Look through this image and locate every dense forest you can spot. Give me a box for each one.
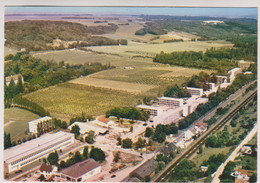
[135,16,257,39]
[5,20,127,51]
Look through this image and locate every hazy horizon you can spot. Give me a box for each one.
[5,7,258,19]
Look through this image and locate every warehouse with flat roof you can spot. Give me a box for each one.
[4,131,74,174]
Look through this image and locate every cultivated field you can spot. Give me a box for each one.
[87,40,234,57]
[69,77,157,94]
[32,49,155,67]
[23,83,143,121]
[4,108,40,141]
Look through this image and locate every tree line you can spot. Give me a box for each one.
[106,107,150,121]
[153,49,238,73]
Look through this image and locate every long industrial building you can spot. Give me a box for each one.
[4,131,74,174]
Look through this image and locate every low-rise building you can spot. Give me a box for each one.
[34,163,58,179]
[59,159,101,182]
[158,97,184,107]
[5,74,24,86]
[28,116,53,134]
[230,169,256,183]
[4,131,74,174]
[228,68,242,83]
[136,105,168,116]
[93,116,115,127]
[129,158,157,181]
[186,87,204,96]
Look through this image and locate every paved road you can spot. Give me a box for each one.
[211,122,258,183]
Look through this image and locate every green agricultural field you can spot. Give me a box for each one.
[87,41,233,57]
[4,108,40,142]
[23,83,143,121]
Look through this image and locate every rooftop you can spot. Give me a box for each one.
[159,97,184,101]
[4,131,73,163]
[60,159,100,179]
[136,105,168,111]
[5,74,22,82]
[97,116,110,124]
[28,116,52,124]
[130,158,157,180]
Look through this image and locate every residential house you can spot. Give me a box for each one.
[93,116,115,128]
[230,169,256,183]
[34,163,58,179]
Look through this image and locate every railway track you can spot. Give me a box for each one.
[153,89,257,182]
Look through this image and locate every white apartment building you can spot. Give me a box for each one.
[136,105,168,116]
[186,87,204,96]
[28,116,53,134]
[158,97,184,107]
[4,131,74,174]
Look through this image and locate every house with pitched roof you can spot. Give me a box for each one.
[93,116,115,127]
[59,159,101,182]
[34,163,58,179]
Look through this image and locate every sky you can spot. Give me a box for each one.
[5,7,258,19]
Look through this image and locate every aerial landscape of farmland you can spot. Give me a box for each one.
[3,6,257,183]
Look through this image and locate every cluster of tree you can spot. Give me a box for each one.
[164,84,191,98]
[4,76,24,99]
[219,161,236,182]
[201,153,226,176]
[37,120,54,135]
[49,146,105,170]
[122,138,133,148]
[106,107,150,121]
[69,112,94,125]
[145,124,178,143]
[4,133,12,149]
[5,20,120,51]
[70,124,81,138]
[178,71,256,130]
[5,53,115,94]
[185,71,217,91]
[53,118,68,129]
[135,21,167,36]
[155,153,173,173]
[85,130,95,144]
[163,39,184,43]
[169,159,199,182]
[206,126,239,148]
[153,49,238,73]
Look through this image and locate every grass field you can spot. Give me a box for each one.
[23,83,143,121]
[4,108,40,142]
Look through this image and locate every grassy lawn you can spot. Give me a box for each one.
[4,108,40,142]
[24,83,143,121]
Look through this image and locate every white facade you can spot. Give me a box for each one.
[28,116,52,134]
[228,68,242,83]
[158,97,184,107]
[4,131,74,174]
[81,166,101,181]
[186,87,204,96]
[136,105,168,116]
